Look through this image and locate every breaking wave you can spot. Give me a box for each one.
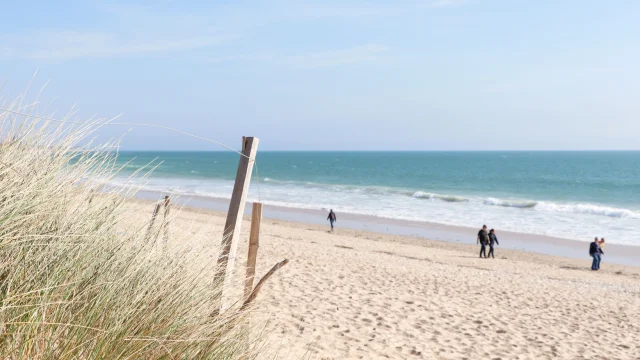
[484,198,538,208]
[535,202,640,219]
[412,191,468,202]
[483,197,639,218]
[113,174,640,223]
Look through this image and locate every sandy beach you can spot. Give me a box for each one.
[122,197,640,360]
[6,1,640,358]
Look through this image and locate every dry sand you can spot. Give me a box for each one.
[125,199,640,360]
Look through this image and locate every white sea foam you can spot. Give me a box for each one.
[111,175,640,246]
[412,191,468,202]
[535,202,640,219]
[483,197,640,218]
[484,198,538,208]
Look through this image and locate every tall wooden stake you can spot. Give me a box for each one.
[244,202,262,300]
[216,136,259,311]
[145,202,162,244]
[162,195,171,253]
[241,259,289,311]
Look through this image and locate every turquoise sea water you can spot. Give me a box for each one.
[114,151,640,245]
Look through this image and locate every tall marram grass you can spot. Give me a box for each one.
[0,108,257,358]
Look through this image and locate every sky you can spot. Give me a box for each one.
[1,0,639,151]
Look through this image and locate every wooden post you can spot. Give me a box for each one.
[216,136,259,311]
[241,259,289,311]
[162,195,171,251]
[244,202,262,300]
[145,202,162,244]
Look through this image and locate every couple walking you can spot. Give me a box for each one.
[589,237,606,271]
[477,225,499,258]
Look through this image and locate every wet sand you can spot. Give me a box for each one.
[123,196,640,359]
[135,190,640,266]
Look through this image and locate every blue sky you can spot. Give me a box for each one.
[1,0,639,150]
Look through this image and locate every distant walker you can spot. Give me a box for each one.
[327,209,337,232]
[477,225,489,258]
[589,237,604,271]
[488,229,499,258]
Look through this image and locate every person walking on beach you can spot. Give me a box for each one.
[477,225,489,258]
[327,209,337,232]
[599,237,606,266]
[589,237,604,271]
[488,229,499,258]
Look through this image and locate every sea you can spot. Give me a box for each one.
[113,151,640,246]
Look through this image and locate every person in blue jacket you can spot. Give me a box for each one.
[488,229,499,258]
[589,237,604,271]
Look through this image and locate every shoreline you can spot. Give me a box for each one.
[133,189,640,267]
[122,192,640,359]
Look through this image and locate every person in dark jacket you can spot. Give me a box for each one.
[477,225,489,258]
[589,237,604,271]
[327,209,337,232]
[488,229,499,259]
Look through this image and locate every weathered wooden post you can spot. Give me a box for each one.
[241,259,289,311]
[145,202,162,244]
[244,202,262,300]
[162,195,171,251]
[216,136,259,311]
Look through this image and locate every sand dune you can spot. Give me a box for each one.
[126,199,640,359]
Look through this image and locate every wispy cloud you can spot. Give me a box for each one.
[485,83,519,93]
[207,53,277,64]
[274,2,396,19]
[1,3,238,62]
[430,0,468,7]
[208,45,389,68]
[274,0,471,19]
[2,31,235,61]
[0,1,462,62]
[289,45,389,68]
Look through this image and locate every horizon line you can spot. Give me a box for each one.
[112,149,640,152]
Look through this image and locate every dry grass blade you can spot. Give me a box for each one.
[0,101,264,359]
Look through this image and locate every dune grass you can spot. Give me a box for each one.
[0,108,258,358]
